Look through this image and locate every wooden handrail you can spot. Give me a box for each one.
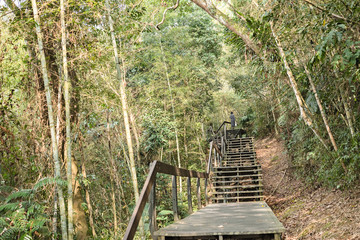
[214,121,231,134]
[123,161,208,240]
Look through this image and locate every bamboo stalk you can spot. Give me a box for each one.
[30,0,68,238]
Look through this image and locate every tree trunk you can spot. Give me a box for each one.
[71,158,88,240]
[339,87,355,137]
[269,21,329,150]
[106,110,121,236]
[60,0,73,238]
[190,0,261,56]
[53,71,62,240]
[129,110,141,165]
[303,64,338,151]
[79,137,96,237]
[30,0,68,239]
[105,0,139,203]
[159,37,182,192]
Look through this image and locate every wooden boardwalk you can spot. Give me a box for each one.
[123,124,285,240]
[154,202,284,239]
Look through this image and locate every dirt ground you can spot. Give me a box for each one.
[255,137,360,240]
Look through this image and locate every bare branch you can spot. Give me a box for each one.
[155,0,180,30]
[303,0,349,22]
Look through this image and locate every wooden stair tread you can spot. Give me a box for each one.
[212,174,263,179]
[213,184,263,189]
[213,179,262,184]
[213,169,262,174]
[213,190,263,194]
[213,165,261,169]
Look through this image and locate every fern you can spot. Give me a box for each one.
[5,189,33,203]
[0,177,54,239]
[33,177,66,191]
[0,227,18,240]
[28,218,48,233]
[0,202,20,212]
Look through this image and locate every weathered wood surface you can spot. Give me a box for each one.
[123,161,208,240]
[154,202,285,237]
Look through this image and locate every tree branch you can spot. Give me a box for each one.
[191,0,262,57]
[155,0,180,30]
[302,0,351,23]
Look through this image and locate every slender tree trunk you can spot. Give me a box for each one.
[159,37,182,192]
[105,2,143,237]
[303,65,338,150]
[71,158,88,240]
[270,21,329,150]
[79,137,96,238]
[271,105,279,136]
[106,110,120,236]
[110,182,117,236]
[105,0,139,203]
[129,110,141,164]
[339,87,355,137]
[60,0,73,238]
[52,185,58,240]
[190,0,261,56]
[53,69,62,240]
[30,0,68,239]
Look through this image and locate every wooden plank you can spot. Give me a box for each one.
[197,178,201,209]
[149,181,157,235]
[204,178,208,205]
[156,161,208,178]
[172,176,179,221]
[187,177,193,214]
[123,161,208,240]
[207,142,213,174]
[123,162,157,239]
[154,202,285,237]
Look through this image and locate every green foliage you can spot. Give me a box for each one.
[0,177,62,239]
[141,109,175,154]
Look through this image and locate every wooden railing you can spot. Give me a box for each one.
[123,122,230,240]
[123,161,209,240]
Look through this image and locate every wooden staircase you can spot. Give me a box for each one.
[124,122,284,240]
[211,136,264,203]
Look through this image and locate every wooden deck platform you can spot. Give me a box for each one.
[154,202,285,240]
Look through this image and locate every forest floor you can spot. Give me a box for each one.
[256,137,360,240]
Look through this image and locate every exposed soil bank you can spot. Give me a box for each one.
[256,137,360,240]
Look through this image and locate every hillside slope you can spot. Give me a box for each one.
[256,138,360,240]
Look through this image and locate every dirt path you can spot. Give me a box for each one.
[256,137,360,240]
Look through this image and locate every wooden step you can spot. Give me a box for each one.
[212,190,263,195]
[224,159,258,163]
[225,153,256,158]
[213,179,262,184]
[212,196,263,201]
[223,162,258,165]
[212,174,263,179]
[224,155,256,161]
[213,184,263,189]
[214,165,261,170]
[227,138,254,142]
[227,143,254,146]
[213,169,262,174]
[223,162,258,166]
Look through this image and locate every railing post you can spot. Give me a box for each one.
[197,178,201,209]
[221,137,224,156]
[149,180,157,235]
[187,177,193,214]
[213,148,217,167]
[172,176,179,221]
[204,178,208,205]
[207,141,213,174]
